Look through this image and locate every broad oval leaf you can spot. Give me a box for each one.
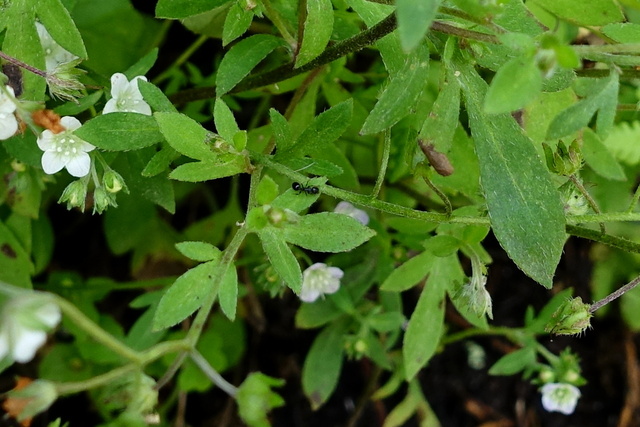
[216,35,287,95]
[457,62,566,288]
[484,55,542,114]
[152,260,219,331]
[168,156,246,182]
[380,251,433,292]
[154,111,212,160]
[74,113,163,151]
[176,241,221,262]
[529,0,623,26]
[36,0,87,58]
[282,212,375,252]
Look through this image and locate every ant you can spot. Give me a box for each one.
[292,182,319,195]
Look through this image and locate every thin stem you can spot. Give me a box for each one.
[577,68,640,79]
[53,295,144,364]
[573,43,640,55]
[441,326,524,346]
[536,343,560,364]
[55,364,139,395]
[419,166,452,216]
[627,184,640,213]
[261,0,297,47]
[439,6,507,33]
[590,274,640,313]
[566,225,640,254]
[566,212,640,224]
[371,131,391,198]
[569,174,605,233]
[152,35,209,85]
[155,351,188,390]
[430,21,500,44]
[0,50,46,78]
[190,350,238,397]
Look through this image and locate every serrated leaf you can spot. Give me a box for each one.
[36,0,87,58]
[457,61,565,288]
[380,252,434,292]
[154,112,212,160]
[396,0,440,52]
[216,34,286,95]
[218,262,238,320]
[153,261,219,330]
[582,128,626,181]
[282,212,375,252]
[169,156,246,182]
[403,255,457,379]
[176,241,221,262]
[156,0,232,19]
[296,0,334,68]
[529,0,623,26]
[484,55,542,114]
[278,100,353,158]
[259,228,302,293]
[74,113,163,151]
[302,320,348,409]
[360,44,430,134]
[547,73,619,140]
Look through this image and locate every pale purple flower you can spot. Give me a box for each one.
[300,263,344,303]
[37,116,95,177]
[103,73,151,115]
[334,201,369,225]
[541,383,581,415]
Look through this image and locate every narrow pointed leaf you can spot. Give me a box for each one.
[218,262,238,321]
[396,0,440,52]
[259,228,303,294]
[296,0,334,68]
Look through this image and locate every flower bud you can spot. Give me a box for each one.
[543,141,583,176]
[4,378,58,422]
[103,169,127,194]
[59,179,88,212]
[92,186,117,214]
[545,297,592,336]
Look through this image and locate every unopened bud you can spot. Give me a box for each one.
[545,297,592,336]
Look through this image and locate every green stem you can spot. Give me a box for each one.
[569,174,604,233]
[536,343,560,364]
[190,350,238,397]
[152,35,209,85]
[55,364,139,395]
[566,225,640,254]
[589,274,640,313]
[418,165,452,216]
[53,295,144,364]
[441,326,524,346]
[371,131,391,198]
[573,43,640,54]
[261,0,297,47]
[627,183,640,213]
[566,212,640,224]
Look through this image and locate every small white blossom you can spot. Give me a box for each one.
[37,116,95,177]
[334,201,369,225]
[541,383,581,415]
[0,85,18,140]
[36,22,79,72]
[103,73,151,115]
[0,295,61,363]
[300,263,344,303]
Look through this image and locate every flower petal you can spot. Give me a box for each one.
[60,116,82,131]
[37,130,55,150]
[41,151,66,175]
[12,328,46,363]
[0,113,18,140]
[103,98,118,114]
[35,303,61,329]
[65,152,91,177]
[110,73,129,97]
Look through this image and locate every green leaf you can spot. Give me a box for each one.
[175,241,221,262]
[54,90,104,116]
[138,80,178,113]
[74,113,164,151]
[169,155,246,182]
[0,219,33,288]
[296,0,334,68]
[582,128,626,181]
[484,55,542,114]
[277,100,353,158]
[282,212,376,252]
[222,2,253,46]
[396,0,440,52]
[529,0,623,26]
[270,108,292,151]
[237,373,285,426]
[602,23,640,43]
[213,98,240,143]
[124,48,159,78]
[380,252,434,292]
[603,121,640,165]
[547,73,619,140]
[488,347,536,375]
[154,112,212,160]
[419,70,460,152]
[36,0,87,58]
[152,260,219,330]
[457,61,566,288]
[259,228,302,294]
[360,44,430,134]
[403,255,456,379]
[155,0,232,18]
[302,320,348,409]
[216,34,286,95]
[218,262,238,321]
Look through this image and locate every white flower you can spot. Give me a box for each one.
[334,201,369,225]
[300,263,344,303]
[541,383,581,415]
[103,73,151,115]
[0,85,18,140]
[36,22,79,72]
[37,116,95,177]
[0,295,61,363]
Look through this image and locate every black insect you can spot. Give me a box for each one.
[292,181,319,195]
